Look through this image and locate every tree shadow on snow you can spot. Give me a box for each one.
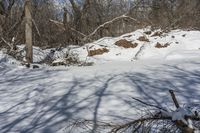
[0,62,200,133]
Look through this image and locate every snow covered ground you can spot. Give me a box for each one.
[0,29,200,133]
[7,29,200,65]
[76,29,200,63]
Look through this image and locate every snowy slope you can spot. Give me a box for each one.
[3,29,199,66]
[5,29,199,65]
[71,29,200,63]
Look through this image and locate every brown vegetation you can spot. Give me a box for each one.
[115,39,138,48]
[155,42,170,48]
[88,48,109,56]
[137,36,149,42]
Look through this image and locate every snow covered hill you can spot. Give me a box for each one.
[0,28,200,133]
[2,28,200,66]
[41,29,200,64]
[74,29,200,63]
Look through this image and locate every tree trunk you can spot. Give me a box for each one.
[25,0,32,63]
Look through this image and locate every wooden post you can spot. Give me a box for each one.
[25,0,32,63]
[169,90,194,133]
[169,90,180,108]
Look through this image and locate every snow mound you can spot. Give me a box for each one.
[71,29,200,63]
[1,28,200,66]
[0,51,21,65]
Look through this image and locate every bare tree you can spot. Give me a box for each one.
[25,0,32,63]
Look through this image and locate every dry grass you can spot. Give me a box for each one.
[137,36,149,42]
[115,39,138,48]
[155,42,170,48]
[88,48,109,56]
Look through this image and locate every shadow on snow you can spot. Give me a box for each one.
[0,62,200,133]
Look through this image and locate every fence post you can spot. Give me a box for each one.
[25,0,32,63]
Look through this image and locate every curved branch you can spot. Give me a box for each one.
[84,15,140,40]
[49,19,87,38]
[109,117,171,133]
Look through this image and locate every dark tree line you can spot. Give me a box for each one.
[0,0,200,50]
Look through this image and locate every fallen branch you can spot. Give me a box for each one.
[0,37,25,61]
[50,15,140,43]
[0,37,13,49]
[65,89,200,133]
[49,19,65,30]
[84,15,140,40]
[109,116,171,133]
[32,18,41,37]
[110,90,200,133]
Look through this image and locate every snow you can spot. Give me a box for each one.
[1,59,200,132]
[71,29,200,63]
[0,51,21,65]
[171,107,193,122]
[0,28,200,132]
[6,29,200,65]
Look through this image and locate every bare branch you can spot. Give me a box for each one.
[85,15,140,40]
[0,37,12,49]
[49,19,88,38]
[109,117,171,133]
[32,19,41,37]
